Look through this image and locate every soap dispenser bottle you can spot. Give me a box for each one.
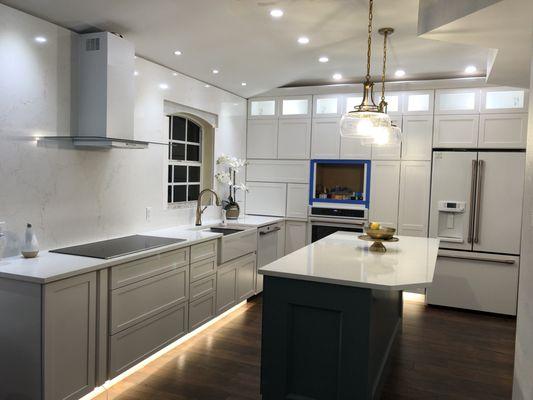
[21,223,39,258]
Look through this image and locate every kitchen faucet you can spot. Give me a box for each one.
[195,189,221,226]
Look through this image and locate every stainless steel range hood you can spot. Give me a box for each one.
[47,32,148,149]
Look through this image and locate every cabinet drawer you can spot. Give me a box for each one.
[109,304,188,378]
[110,267,189,334]
[110,248,188,289]
[190,240,218,264]
[190,257,217,282]
[190,274,217,302]
[189,293,216,331]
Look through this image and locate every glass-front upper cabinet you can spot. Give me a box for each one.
[481,87,529,113]
[402,91,434,115]
[314,95,342,118]
[249,97,278,119]
[280,96,312,118]
[345,95,363,113]
[435,89,481,114]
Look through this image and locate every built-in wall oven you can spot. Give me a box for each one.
[308,159,370,243]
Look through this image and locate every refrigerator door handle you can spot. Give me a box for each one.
[473,160,484,244]
[467,160,478,243]
[438,254,516,265]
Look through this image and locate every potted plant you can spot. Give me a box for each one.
[215,154,248,219]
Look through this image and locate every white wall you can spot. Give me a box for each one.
[0,4,247,256]
[513,55,533,400]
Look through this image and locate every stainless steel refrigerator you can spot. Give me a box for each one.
[427,151,525,315]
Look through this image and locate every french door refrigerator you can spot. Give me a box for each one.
[427,151,525,315]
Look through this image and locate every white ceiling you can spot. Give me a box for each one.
[2,0,491,97]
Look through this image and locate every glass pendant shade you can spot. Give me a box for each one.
[340,111,391,138]
[360,124,401,146]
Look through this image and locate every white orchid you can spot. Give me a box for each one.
[231,183,249,193]
[216,154,247,172]
[215,171,232,185]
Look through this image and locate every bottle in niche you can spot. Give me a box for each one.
[21,223,39,258]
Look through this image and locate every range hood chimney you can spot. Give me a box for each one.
[72,32,147,149]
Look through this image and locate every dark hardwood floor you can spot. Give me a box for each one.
[98,294,516,400]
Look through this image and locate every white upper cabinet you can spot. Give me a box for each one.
[433,115,480,148]
[246,160,309,183]
[248,98,278,119]
[369,160,401,229]
[280,96,312,119]
[401,116,433,160]
[286,184,309,219]
[398,161,431,237]
[277,118,311,159]
[402,91,434,115]
[478,114,528,149]
[247,119,278,159]
[372,116,402,160]
[481,87,529,113]
[435,89,480,114]
[314,94,343,118]
[311,118,341,159]
[345,94,363,113]
[245,182,287,217]
[380,92,403,115]
[340,137,372,160]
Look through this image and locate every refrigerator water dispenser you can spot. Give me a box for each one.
[436,201,466,242]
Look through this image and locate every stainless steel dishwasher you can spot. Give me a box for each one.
[256,223,281,293]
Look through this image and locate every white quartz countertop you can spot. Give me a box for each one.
[259,232,440,291]
[0,215,284,284]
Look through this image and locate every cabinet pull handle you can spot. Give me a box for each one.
[260,227,281,235]
[438,254,516,265]
[467,160,478,244]
[473,160,484,244]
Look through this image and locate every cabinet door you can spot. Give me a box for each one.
[478,114,528,149]
[237,254,257,301]
[311,118,340,159]
[280,96,312,119]
[433,115,479,148]
[480,87,528,113]
[248,98,278,119]
[285,221,308,254]
[246,160,309,183]
[216,263,238,314]
[340,137,372,159]
[247,119,278,159]
[435,89,480,114]
[398,161,431,237]
[369,161,400,228]
[372,117,402,160]
[286,184,309,219]
[473,152,525,254]
[277,118,311,159]
[189,293,216,331]
[401,116,433,160]
[245,182,287,216]
[402,91,434,115]
[43,272,97,400]
[313,94,342,118]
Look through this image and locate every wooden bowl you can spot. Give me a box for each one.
[364,227,396,240]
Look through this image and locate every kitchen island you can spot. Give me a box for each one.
[258,231,439,400]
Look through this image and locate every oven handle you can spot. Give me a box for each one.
[309,217,366,226]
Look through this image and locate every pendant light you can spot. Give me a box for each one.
[362,27,402,146]
[340,0,392,139]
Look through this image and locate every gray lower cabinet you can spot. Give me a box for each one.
[43,272,98,400]
[216,252,257,315]
[189,293,216,331]
[108,303,189,378]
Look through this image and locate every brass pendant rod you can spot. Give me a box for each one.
[378,27,394,113]
[364,0,374,82]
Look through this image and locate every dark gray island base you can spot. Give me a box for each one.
[260,275,402,400]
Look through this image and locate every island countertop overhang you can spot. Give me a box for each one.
[259,232,440,291]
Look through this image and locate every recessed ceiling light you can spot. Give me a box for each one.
[270,9,284,18]
[318,56,329,63]
[204,84,210,88]
[297,36,310,45]
[174,50,182,56]
[241,82,247,86]
[465,65,477,74]
[172,72,178,76]
[332,73,342,81]
[34,36,47,43]
[394,69,406,77]
[159,83,169,90]
[134,70,139,76]
[212,69,219,74]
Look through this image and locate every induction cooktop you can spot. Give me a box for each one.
[50,235,186,259]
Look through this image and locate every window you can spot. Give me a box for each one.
[167,116,202,204]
